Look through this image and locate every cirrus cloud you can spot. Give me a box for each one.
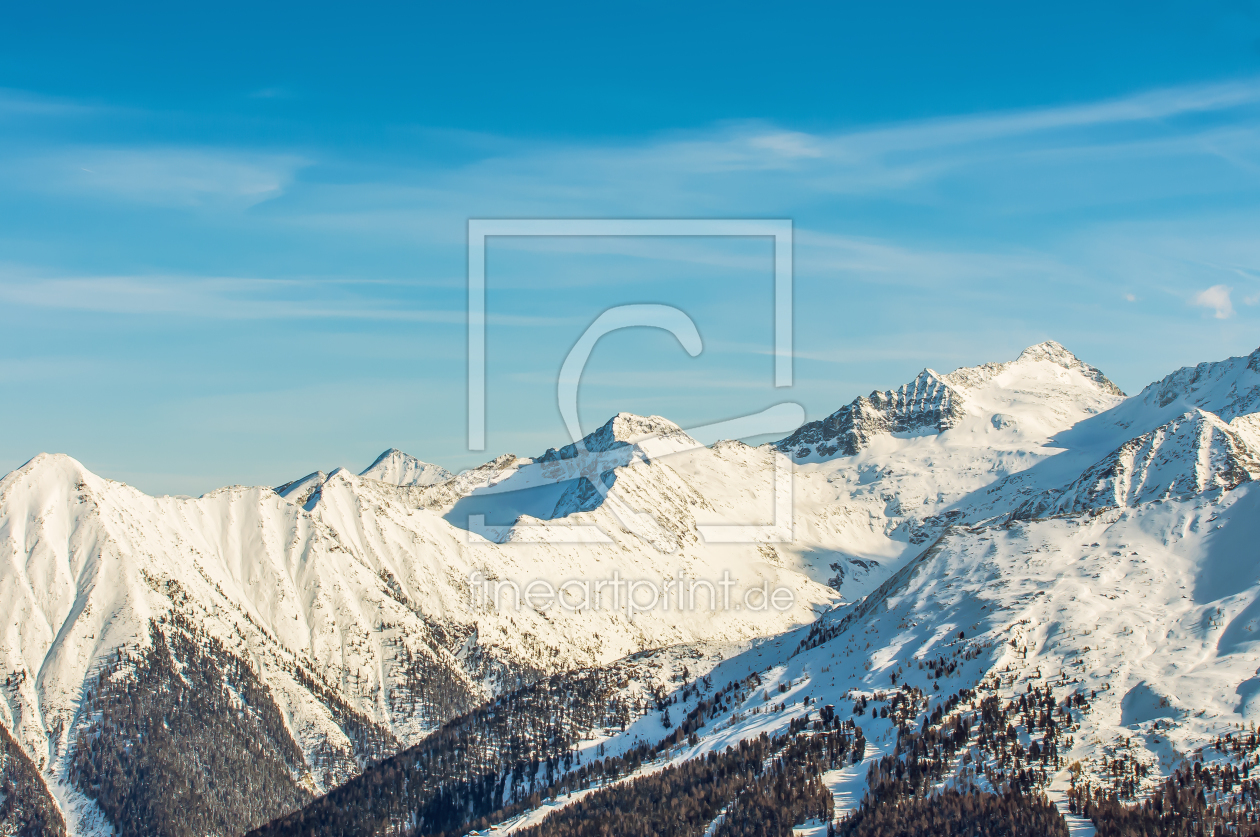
[18,146,308,208]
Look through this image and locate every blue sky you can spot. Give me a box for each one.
[3,1,1260,495]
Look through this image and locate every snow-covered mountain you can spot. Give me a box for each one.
[7,339,1260,837]
[358,449,453,487]
[777,340,1123,461]
[0,422,835,836]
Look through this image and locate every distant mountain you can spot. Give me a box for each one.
[358,449,453,487]
[776,340,1123,460]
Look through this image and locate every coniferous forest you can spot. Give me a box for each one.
[0,720,66,837]
[248,666,636,837]
[68,616,315,837]
[835,789,1067,837]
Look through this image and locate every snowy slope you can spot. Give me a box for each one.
[492,480,1260,837]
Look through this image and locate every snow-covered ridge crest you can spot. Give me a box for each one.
[540,412,699,462]
[1016,409,1260,518]
[1049,343,1260,463]
[409,414,699,515]
[428,414,708,547]
[274,449,452,511]
[274,470,328,506]
[776,340,1124,461]
[776,369,963,459]
[416,453,525,509]
[1136,344,1260,422]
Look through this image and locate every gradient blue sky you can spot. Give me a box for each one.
[3,1,1260,495]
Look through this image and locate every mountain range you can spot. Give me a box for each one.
[4,340,1260,837]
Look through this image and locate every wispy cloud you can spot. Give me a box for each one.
[265,76,1260,239]
[794,229,1079,291]
[0,87,101,118]
[15,147,309,207]
[829,78,1260,154]
[0,266,578,326]
[7,75,1258,224]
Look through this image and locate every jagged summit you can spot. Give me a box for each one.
[776,341,1125,460]
[359,448,453,486]
[774,369,964,460]
[1133,344,1260,422]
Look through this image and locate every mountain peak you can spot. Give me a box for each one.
[359,449,453,487]
[943,340,1124,397]
[599,412,689,444]
[2,453,96,494]
[1014,339,1076,366]
[779,341,1125,461]
[536,413,699,467]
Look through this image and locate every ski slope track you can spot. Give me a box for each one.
[6,340,1260,837]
